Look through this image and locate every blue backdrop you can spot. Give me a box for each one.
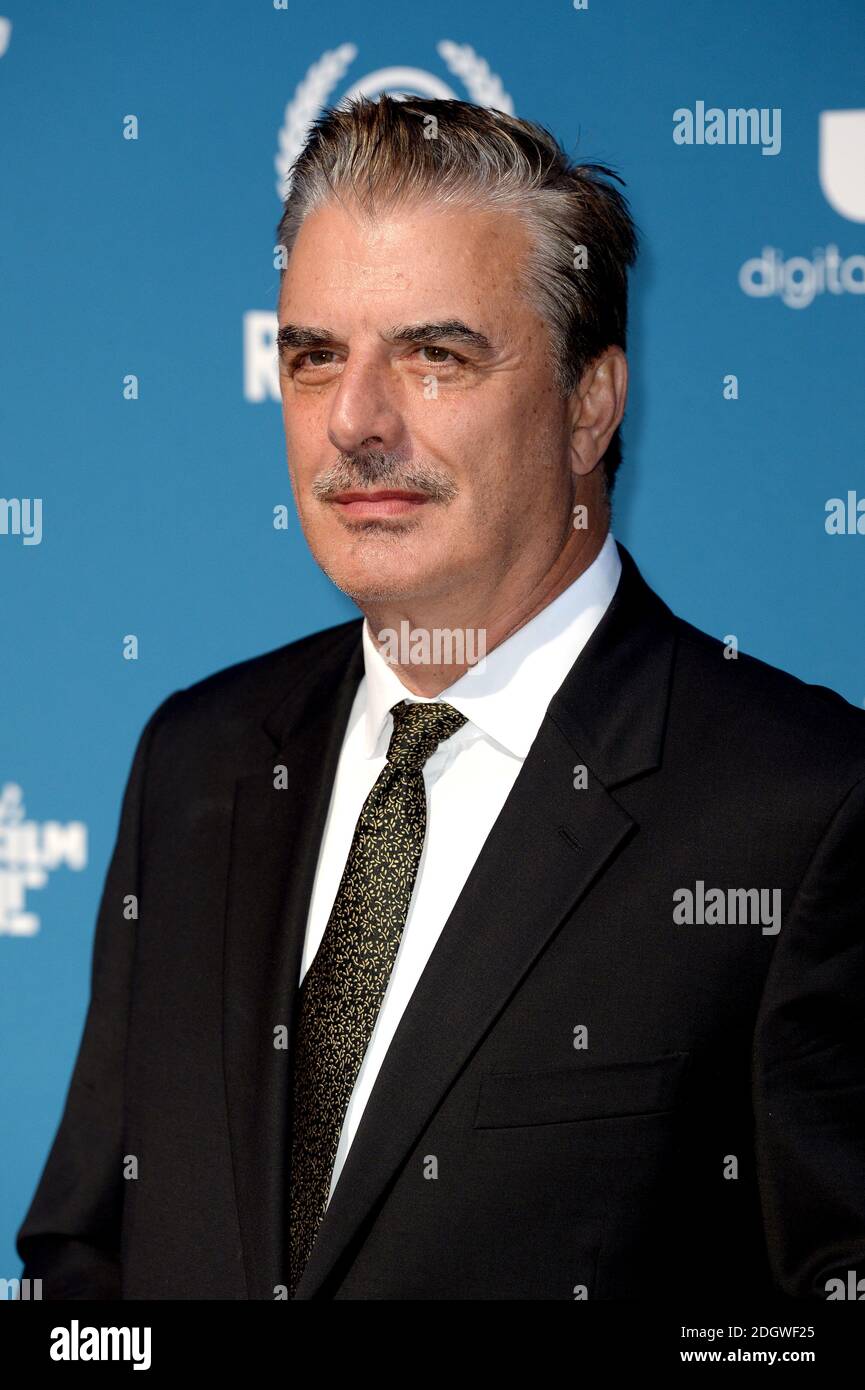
[2,0,864,1279]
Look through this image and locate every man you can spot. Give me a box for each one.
[17,96,865,1300]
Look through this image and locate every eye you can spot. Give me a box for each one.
[293,349,337,370]
[417,345,460,365]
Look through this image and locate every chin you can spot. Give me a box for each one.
[319,552,441,607]
[330,569,427,606]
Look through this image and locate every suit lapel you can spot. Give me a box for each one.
[292,542,679,1298]
[222,622,364,1298]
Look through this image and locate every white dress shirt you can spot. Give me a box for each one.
[299,528,622,1205]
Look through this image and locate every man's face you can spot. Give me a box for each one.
[277,197,576,610]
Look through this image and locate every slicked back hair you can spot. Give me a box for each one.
[276,95,639,498]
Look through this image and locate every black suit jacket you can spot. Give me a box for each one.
[17,542,865,1299]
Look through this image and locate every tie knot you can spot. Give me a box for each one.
[386,700,467,770]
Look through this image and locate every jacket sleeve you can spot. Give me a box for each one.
[753,772,865,1298]
[15,694,178,1299]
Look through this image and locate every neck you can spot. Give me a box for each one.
[363,520,611,697]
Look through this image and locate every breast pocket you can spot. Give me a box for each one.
[473,1051,691,1129]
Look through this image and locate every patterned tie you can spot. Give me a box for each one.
[288,697,467,1296]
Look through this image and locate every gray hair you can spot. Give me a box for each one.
[276,95,639,497]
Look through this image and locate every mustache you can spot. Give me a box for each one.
[311,451,458,504]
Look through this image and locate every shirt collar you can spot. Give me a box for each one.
[360,529,622,761]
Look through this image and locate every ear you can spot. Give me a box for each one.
[567,347,629,477]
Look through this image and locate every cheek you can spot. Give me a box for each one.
[282,391,325,455]
[282,423,322,501]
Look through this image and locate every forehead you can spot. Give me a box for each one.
[278,197,534,318]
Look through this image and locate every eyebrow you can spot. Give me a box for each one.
[276,319,494,355]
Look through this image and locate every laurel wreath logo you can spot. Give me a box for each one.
[274,41,514,200]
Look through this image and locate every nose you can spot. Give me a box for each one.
[326,355,407,458]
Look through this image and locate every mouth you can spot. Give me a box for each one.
[329,489,430,518]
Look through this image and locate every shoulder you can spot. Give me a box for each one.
[668,611,865,801]
[140,617,363,750]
